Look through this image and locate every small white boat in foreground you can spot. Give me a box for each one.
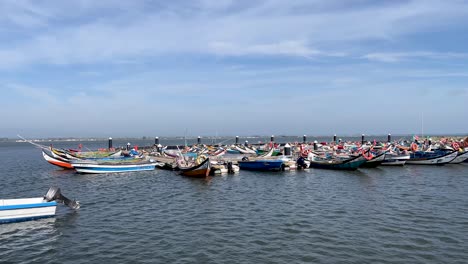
[0,187,80,224]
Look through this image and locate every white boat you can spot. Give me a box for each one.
[72,161,157,174]
[234,145,257,154]
[0,187,79,224]
[449,150,468,164]
[382,153,410,166]
[70,155,158,174]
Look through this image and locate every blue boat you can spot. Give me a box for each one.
[238,159,284,171]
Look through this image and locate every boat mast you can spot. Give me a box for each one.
[421,111,424,139]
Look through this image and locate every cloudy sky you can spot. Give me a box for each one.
[1,0,467,138]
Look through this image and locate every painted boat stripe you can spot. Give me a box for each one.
[0,215,55,224]
[0,201,57,211]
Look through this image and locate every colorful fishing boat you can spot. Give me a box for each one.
[178,157,211,177]
[406,150,458,165]
[381,153,410,166]
[71,159,157,174]
[360,151,387,168]
[238,158,284,171]
[234,145,257,154]
[42,150,74,169]
[306,154,367,170]
[50,147,122,160]
[448,150,468,164]
[0,187,79,224]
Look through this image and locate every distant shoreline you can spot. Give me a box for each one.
[5,133,467,143]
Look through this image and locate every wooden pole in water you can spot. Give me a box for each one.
[108,137,112,149]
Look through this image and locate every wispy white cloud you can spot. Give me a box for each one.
[363,51,468,62]
[209,41,321,57]
[1,1,468,136]
[0,0,468,68]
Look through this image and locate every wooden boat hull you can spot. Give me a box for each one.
[449,150,468,164]
[72,163,156,174]
[308,156,367,170]
[179,158,211,178]
[407,151,458,165]
[381,154,410,166]
[234,145,257,154]
[238,159,284,171]
[360,152,386,168]
[0,198,57,224]
[42,150,74,169]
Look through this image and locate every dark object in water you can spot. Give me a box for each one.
[44,187,80,209]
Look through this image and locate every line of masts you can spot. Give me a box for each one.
[106,134,397,150]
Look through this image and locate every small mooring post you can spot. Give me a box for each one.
[313,140,318,150]
[333,134,337,142]
[361,134,365,145]
[303,135,307,143]
[271,135,274,142]
[197,136,201,145]
[235,136,239,145]
[387,134,391,143]
[155,137,159,145]
[245,140,249,146]
[108,137,113,149]
[284,143,291,156]
[126,143,131,151]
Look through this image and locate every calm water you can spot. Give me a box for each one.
[1,140,467,264]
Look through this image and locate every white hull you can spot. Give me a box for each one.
[0,198,57,223]
[234,145,257,154]
[381,160,407,166]
[382,154,410,166]
[406,151,458,165]
[449,151,468,164]
[73,163,156,174]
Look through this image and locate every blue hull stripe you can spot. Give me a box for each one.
[0,215,55,224]
[74,165,155,172]
[0,201,57,211]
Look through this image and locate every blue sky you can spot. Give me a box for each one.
[0,0,467,138]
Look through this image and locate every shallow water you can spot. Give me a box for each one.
[1,141,467,263]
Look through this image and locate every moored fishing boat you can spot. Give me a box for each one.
[0,187,79,224]
[71,158,157,174]
[238,158,284,171]
[42,150,74,169]
[449,150,468,164]
[234,145,257,154]
[360,151,387,168]
[50,147,122,160]
[306,153,368,170]
[406,150,458,165]
[178,157,211,177]
[381,153,410,166]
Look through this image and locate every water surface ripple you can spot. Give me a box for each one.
[1,143,467,263]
